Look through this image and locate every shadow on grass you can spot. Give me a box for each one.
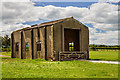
[2,57,12,59]
[88,59,101,61]
[89,58,119,62]
[2,57,47,62]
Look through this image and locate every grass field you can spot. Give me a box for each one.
[0,51,119,78]
[1,57,118,78]
[1,51,119,61]
[89,51,119,61]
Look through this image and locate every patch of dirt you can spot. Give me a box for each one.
[80,59,120,64]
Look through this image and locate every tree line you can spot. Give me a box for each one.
[89,44,120,51]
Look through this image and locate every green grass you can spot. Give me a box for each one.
[2,57,118,78]
[89,51,119,61]
[0,51,119,78]
[0,51,118,61]
[0,52,11,56]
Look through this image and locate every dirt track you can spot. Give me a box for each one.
[80,59,120,64]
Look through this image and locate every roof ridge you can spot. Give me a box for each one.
[39,17,73,27]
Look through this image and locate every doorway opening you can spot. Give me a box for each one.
[64,28,80,51]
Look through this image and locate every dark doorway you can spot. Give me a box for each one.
[64,28,80,51]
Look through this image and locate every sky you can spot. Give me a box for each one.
[0,0,119,45]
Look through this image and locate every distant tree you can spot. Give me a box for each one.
[114,45,120,48]
[2,35,10,51]
[89,44,96,51]
[0,36,3,48]
[90,44,96,47]
[98,45,107,47]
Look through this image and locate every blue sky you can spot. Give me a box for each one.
[33,2,97,7]
[30,0,99,2]
[1,0,119,45]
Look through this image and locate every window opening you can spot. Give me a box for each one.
[69,42,74,51]
[37,41,41,51]
[16,42,19,51]
[25,42,29,51]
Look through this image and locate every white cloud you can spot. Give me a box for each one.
[82,2,118,45]
[93,24,118,31]
[2,2,38,24]
[107,0,120,3]
[81,3,118,24]
[89,27,118,45]
[0,22,30,36]
[0,1,118,45]
[2,0,30,2]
